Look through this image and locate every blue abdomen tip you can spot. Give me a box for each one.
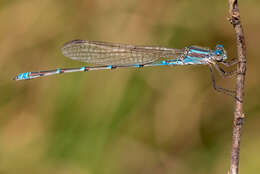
[80,67,86,71]
[18,72,30,80]
[162,61,168,65]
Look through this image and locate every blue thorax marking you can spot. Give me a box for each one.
[189,49,208,55]
[184,47,210,62]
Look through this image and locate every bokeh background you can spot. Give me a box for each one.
[0,0,259,174]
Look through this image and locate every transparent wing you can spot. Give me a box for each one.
[61,40,184,65]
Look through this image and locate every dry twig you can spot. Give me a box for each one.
[228,0,246,174]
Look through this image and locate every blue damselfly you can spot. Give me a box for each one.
[14,40,238,96]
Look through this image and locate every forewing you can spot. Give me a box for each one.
[61,40,182,65]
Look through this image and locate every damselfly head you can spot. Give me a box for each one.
[213,44,227,62]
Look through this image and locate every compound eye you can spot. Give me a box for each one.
[216,44,224,50]
[215,49,222,56]
[215,44,227,61]
[216,45,224,54]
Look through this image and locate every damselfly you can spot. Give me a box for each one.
[14,40,238,96]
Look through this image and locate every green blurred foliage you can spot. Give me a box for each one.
[0,0,259,174]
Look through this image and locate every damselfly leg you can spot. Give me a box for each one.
[208,59,239,98]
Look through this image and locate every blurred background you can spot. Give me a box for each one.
[0,0,259,174]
